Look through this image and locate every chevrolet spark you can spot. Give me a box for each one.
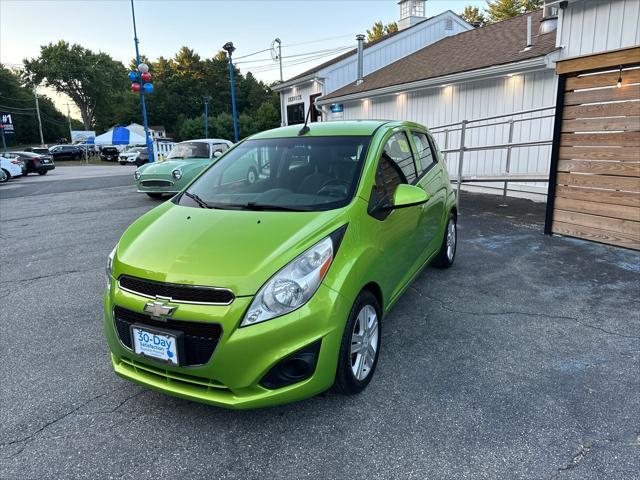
[104,120,457,409]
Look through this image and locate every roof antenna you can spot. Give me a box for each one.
[298,102,313,135]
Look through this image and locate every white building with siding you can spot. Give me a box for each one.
[318,9,561,194]
[273,1,471,126]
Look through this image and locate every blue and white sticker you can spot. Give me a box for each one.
[132,327,178,365]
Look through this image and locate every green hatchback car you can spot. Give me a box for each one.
[135,139,233,198]
[105,120,457,409]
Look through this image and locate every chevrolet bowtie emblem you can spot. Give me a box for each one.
[144,301,176,319]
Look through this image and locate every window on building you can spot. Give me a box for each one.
[411,131,437,176]
[412,1,425,17]
[286,103,305,125]
[400,1,409,19]
[445,18,453,31]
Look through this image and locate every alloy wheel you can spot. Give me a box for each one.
[446,220,456,262]
[350,304,379,381]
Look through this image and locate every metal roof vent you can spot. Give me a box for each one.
[539,6,559,34]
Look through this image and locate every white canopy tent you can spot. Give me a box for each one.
[94,126,146,146]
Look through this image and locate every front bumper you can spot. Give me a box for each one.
[136,175,180,194]
[104,279,349,409]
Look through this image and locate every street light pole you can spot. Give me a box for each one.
[223,42,239,143]
[34,90,44,146]
[130,0,154,163]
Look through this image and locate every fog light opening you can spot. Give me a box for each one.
[260,340,321,390]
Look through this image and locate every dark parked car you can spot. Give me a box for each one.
[49,145,83,161]
[100,146,120,162]
[5,151,55,175]
[24,147,52,156]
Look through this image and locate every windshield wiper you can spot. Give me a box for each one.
[184,191,214,209]
[235,202,309,212]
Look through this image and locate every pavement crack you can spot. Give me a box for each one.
[0,390,113,458]
[550,442,592,479]
[0,268,97,286]
[411,287,640,339]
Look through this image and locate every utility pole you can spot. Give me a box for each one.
[34,90,44,146]
[275,38,285,127]
[204,97,209,139]
[66,104,73,143]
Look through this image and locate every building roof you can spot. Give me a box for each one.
[323,10,558,101]
[284,10,465,85]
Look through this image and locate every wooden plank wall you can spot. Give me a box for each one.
[552,61,640,250]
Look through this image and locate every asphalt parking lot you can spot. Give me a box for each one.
[1,168,638,479]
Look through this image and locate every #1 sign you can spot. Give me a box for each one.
[0,112,14,134]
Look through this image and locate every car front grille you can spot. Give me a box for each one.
[118,275,234,305]
[113,305,223,366]
[140,179,174,187]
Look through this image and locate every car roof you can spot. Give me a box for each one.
[249,120,396,140]
[182,139,233,145]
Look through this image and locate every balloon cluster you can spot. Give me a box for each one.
[129,63,154,94]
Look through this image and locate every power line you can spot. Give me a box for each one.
[284,34,355,48]
[234,48,273,60]
[0,104,36,111]
[246,48,352,74]
[235,45,351,66]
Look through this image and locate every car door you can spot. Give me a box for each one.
[364,130,424,302]
[410,130,447,263]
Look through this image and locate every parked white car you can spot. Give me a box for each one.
[118,146,147,166]
[0,155,25,182]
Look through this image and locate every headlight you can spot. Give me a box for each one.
[106,245,116,287]
[241,227,346,327]
[134,170,141,180]
[172,169,182,180]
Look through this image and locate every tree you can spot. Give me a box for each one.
[23,41,127,130]
[366,21,399,42]
[0,66,71,145]
[486,0,543,23]
[460,5,487,27]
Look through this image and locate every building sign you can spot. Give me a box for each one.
[288,95,302,103]
[330,103,344,120]
[0,112,14,134]
[71,130,96,143]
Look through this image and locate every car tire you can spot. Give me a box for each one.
[146,193,164,199]
[246,167,258,185]
[74,154,81,161]
[432,212,457,269]
[0,169,9,182]
[333,289,381,395]
[38,170,48,175]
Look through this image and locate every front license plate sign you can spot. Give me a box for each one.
[132,326,179,365]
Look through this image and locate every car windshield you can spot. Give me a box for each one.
[178,136,371,212]
[126,147,145,153]
[31,148,49,155]
[167,142,210,160]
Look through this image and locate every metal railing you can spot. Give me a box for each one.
[430,106,556,209]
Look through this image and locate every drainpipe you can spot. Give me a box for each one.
[525,15,532,50]
[356,34,365,85]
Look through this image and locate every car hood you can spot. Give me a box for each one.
[140,159,208,174]
[115,201,346,296]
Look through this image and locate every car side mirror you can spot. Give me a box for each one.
[392,184,430,209]
[213,151,223,158]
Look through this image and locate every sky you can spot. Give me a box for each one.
[0,0,485,118]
